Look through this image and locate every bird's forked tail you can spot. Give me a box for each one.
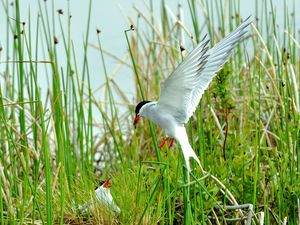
[177,128,203,173]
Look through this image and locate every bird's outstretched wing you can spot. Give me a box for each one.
[157,17,252,124]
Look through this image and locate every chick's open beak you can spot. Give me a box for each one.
[103,178,112,188]
[133,114,140,129]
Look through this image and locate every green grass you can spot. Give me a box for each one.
[0,0,299,224]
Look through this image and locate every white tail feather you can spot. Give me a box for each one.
[179,138,203,172]
[176,127,203,173]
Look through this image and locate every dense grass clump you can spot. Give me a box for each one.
[0,0,299,224]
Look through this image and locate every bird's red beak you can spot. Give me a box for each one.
[133,114,140,129]
[103,178,112,188]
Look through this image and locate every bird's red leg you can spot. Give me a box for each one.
[169,138,175,148]
[159,136,169,148]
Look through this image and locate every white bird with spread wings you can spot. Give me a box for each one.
[134,17,252,173]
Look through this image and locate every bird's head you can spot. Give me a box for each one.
[134,100,151,128]
[97,178,112,190]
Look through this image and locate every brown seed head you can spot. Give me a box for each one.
[54,36,58,44]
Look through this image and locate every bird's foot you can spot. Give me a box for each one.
[159,136,169,148]
[169,138,175,148]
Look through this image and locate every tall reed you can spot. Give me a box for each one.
[0,0,299,224]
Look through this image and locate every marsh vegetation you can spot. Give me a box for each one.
[0,0,299,224]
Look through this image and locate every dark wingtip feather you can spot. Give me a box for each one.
[201,33,208,42]
[244,15,252,22]
[240,15,253,28]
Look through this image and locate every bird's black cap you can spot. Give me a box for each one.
[135,101,151,115]
[95,180,105,190]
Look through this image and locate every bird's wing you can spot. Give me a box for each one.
[157,17,251,124]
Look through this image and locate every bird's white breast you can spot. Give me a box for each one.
[141,103,181,138]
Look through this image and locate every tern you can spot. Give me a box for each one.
[134,17,251,173]
[77,178,121,215]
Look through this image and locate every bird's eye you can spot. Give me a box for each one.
[95,180,105,189]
